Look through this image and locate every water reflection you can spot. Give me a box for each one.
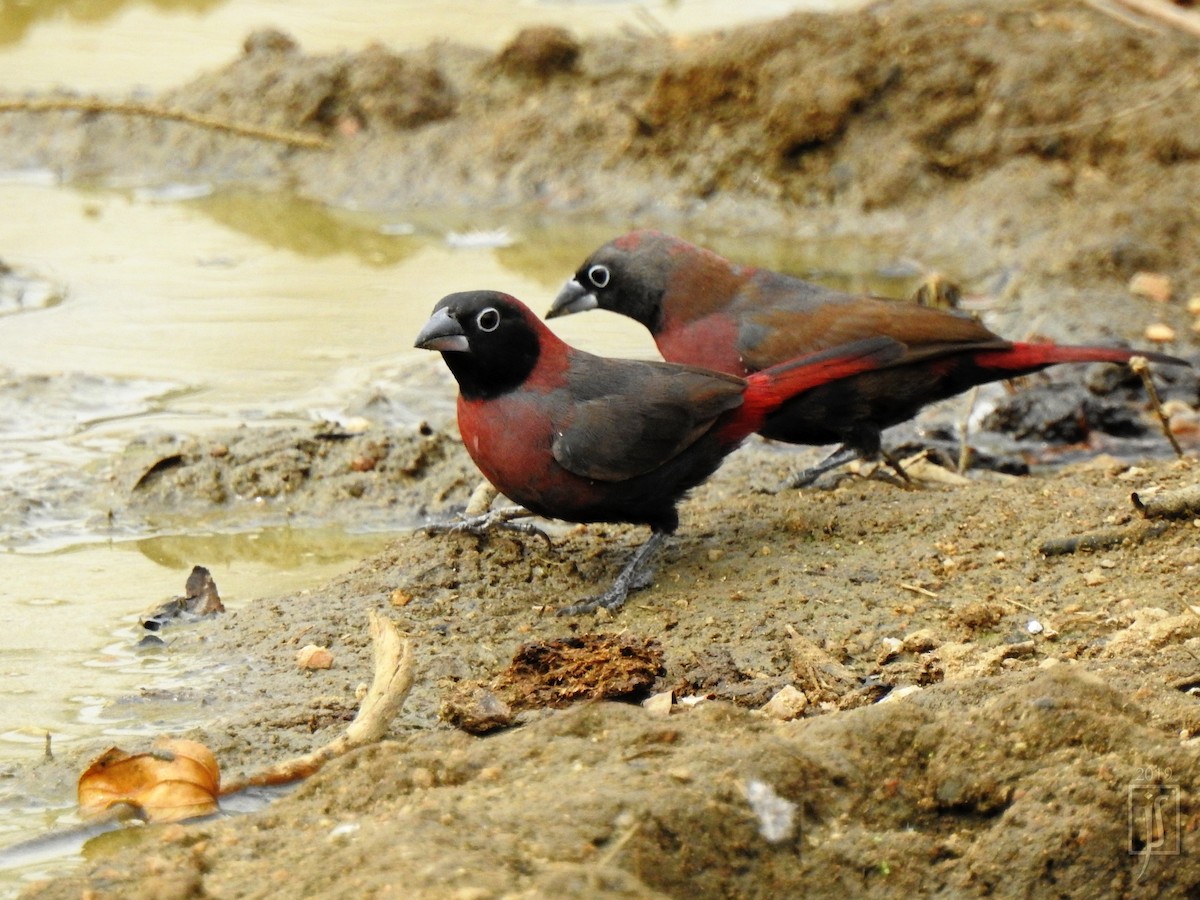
[133,525,393,570]
[191,190,424,264]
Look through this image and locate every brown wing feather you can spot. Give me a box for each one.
[737,290,1006,372]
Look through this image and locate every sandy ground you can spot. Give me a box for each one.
[5,0,1200,896]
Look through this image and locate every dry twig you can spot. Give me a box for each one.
[1006,66,1198,140]
[1110,0,1200,37]
[221,610,414,793]
[1130,356,1185,459]
[1131,483,1200,519]
[0,97,331,150]
[1039,521,1170,555]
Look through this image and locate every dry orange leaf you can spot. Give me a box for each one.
[78,737,220,823]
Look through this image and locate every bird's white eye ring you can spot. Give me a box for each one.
[476,307,501,332]
[587,264,610,289]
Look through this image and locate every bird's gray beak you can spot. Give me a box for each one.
[415,307,470,352]
[546,278,598,319]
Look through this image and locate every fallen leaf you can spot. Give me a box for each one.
[78,737,220,823]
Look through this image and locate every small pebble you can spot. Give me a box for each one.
[1144,322,1176,343]
[762,685,809,720]
[1129,271,1173,303]
[642,690,673,717]
[879,685,922,703]
[1027,619,1044,635]
[744,780,797,843]
[296,645,334,669]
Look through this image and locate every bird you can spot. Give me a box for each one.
[415,290,906,613]
[548,229,1191,485]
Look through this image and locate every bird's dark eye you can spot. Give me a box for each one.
[476,307,501,332]
[587,264,610,289]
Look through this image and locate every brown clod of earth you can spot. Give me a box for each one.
[443,634,665,732]
[493,27,581,79]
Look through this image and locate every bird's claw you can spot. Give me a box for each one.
[555,531,664,615]
[760,445,913,493]
[425,506,554,549]
[555,591,624,616]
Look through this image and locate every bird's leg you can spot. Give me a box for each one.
[780,444,861,490]
[955,386,980,475]
[557,530,666,615]
[778,440,914,491]
[876,447,913,485]
[425,504,553,549]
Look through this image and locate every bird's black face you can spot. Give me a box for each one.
[415,291,542,401]
[546,236,669,334]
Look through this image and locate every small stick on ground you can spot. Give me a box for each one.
[0,97,331,150]
[957,386,980,475]
[221,611,414,794]
[1111,0,1200,38]
[1039,521,1170,556]
[1130,356,1184,459]
[464,481,501,517]
[1004,596,1039,614]
[1131,483,1200,519]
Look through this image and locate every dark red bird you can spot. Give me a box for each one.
[549,230,1190,483]
[415,290,904,613]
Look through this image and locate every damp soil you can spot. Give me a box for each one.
[7,0,1200,896]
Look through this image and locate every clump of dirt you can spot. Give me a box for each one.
[491,26,582,80]
[442,633,665,733]
[108,417,476,533]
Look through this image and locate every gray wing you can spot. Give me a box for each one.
[552,357,745,482]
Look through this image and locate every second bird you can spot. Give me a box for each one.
[549,230,1189,483]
